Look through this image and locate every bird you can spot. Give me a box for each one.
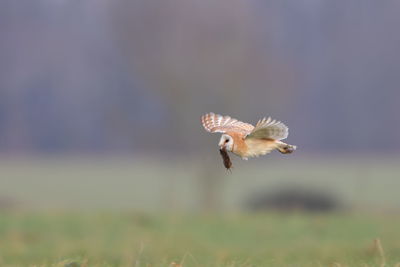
[201,113,296,169]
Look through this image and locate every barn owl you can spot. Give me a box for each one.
[201,113,296,169]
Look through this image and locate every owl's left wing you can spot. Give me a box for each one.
[246,117,288,140]
[201,113,254,135]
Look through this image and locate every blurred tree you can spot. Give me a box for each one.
[108,0,293,152]
[108,0,294,211]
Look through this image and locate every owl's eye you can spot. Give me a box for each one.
[225,139,229,143]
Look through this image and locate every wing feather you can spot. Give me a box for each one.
[246,116,289,140]
[201,113,254,135]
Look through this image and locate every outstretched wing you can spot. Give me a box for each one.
[246,117,288,140]
[201,113,254,135]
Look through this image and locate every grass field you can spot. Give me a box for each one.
[1,212,400,267]
[1,157,400,266]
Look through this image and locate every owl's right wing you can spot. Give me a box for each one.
[201,113,254,135]
[246,117,288,140]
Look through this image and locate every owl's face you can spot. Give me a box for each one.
[218,134,234,151]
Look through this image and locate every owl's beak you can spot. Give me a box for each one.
[219,144,226,151]
[219,144,225,150]
[218,139,225,149]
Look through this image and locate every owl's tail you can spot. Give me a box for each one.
[276,141,297,154]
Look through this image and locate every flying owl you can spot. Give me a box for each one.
[201,113,296,169]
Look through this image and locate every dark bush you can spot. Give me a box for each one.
[246,187,340,213]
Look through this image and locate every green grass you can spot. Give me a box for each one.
[0,212,399,266]
[1,157,400,266]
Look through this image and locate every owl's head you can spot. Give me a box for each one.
[218,134,234,151]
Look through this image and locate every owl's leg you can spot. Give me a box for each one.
[276,141,297,154]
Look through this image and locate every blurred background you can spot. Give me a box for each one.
[1,0,400,214]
